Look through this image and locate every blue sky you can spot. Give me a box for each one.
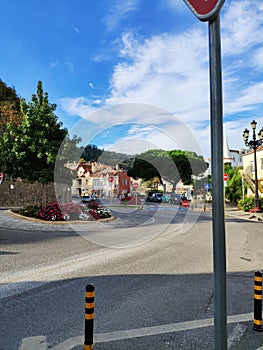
[1,0,263,158]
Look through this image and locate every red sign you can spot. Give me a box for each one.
[0,173,2,180]
[183,0,225,21]
[224,173,228,181]
[108,175,114,183]
[133,182,139,189]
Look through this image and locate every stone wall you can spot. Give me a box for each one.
[0,180,71,208]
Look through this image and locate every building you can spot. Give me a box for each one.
[223,136,243,167]
[242,145,263,198]
[204,137,243,176]
[72,162,133,198]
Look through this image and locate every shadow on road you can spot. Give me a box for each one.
[1,272,261,350]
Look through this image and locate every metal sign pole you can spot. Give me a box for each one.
[209,15,227,350]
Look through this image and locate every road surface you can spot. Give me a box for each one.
[0,205,262,349]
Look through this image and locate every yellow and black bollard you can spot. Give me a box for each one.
[84,284,95,349]
[253,271,263,332]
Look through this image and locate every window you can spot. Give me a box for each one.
[123,178,127,185]
[250,161,254,172]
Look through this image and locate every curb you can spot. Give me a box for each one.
[5,209,116,224]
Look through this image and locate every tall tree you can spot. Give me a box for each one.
[168,150,208,189]
[127,149,208,191]
[224,164,243,204]
[0,80,23,136]
[55,134,83,185]
[0,81,68,183]
[81,144,103,162]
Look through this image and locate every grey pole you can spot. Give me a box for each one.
[208,15,227,350]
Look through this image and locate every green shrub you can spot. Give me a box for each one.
[238,197,261,212]
[14,205,41,218]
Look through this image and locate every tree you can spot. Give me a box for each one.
[0,80,23,137]
[168,150,208,186]
[0,81,68,183]
[81,144,103,162]
[127,154,162,183]
[127,149,208,191]
[55,134,83,185]
[224,164,243,204]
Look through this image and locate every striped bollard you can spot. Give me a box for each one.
[84,284,95,349]
[253,271,263,332]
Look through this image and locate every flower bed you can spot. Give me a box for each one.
[14,201,111,221]
[120,196,142,205]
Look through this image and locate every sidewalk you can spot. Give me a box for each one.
[224,205,263,222]
[191,201,263,222]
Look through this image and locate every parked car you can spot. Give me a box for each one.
[81,194,100,204]
[161,194,170,203]
[81,195,93,204]
[169,193,181,205]
[146,192,163,203]
[81,195,91,203]
[169,193,190,206]
[181,198,190,207]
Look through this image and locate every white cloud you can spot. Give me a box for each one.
[251,47,263,70]
[222,1,263,56]
[73,26,80,34]
[103,0,139,31]
[49,59,75,73]
[162,0,190,13]
[50,60,59,68]
[65,61,75,72]
[225,82,263,115]
[91,54,112,63]
[61,0,263,156]
[108,29,209,122]
[60,97,101,118]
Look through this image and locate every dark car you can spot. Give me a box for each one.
[81,195,92,204]
[146,192,163,202]
[169,193,189,206]
[81,195,102,205]
[169,193,181,205]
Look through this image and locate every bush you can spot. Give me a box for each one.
[14,205,40,218]
[238,197,263,212]
[120,196,141,205]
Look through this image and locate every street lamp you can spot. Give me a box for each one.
[243,120,263,212]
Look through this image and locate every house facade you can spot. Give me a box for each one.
[72,162,133,198]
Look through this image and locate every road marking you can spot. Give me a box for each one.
[52,336,83,350]
[19,336,47,350]
[94,312,254,343]
[19,312,255,349]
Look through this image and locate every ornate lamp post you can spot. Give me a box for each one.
[243,120,263,212]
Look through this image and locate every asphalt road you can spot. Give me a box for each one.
[0,205,263,350]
